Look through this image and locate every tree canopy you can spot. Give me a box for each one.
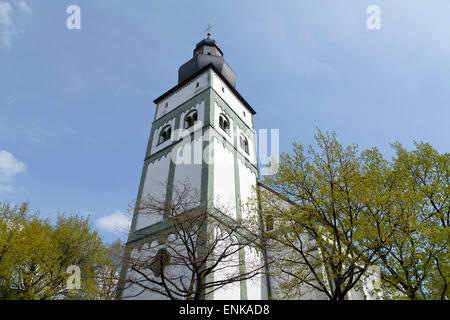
[252,129,448,300]
[0,202,118,300]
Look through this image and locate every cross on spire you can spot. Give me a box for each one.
[204,23,215,39]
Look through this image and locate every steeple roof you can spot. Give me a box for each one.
[178,38,237,87]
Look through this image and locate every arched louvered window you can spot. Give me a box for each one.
[184,111,198,129]
[219,114,230,135]
[240,134,249,154]
[158,126,171,145]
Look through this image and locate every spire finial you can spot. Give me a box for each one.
[204,23,215,39]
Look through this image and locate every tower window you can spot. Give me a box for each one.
[266,215,274,231]
[240,134,249,154]
[222,87,225,93]
[219,114,230,135]
[196,82,199,88]
[149,248,171,278]
[184,111,198,129]
[165,102,168,108]
[158,126,172,145]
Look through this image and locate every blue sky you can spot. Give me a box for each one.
[1,0,449,243]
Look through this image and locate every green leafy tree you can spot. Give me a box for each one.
[377,142,449,299]
[248,130,396,300]
[246,130,449,300]
[0,202,115,300]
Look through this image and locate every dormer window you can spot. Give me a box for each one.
[219,114,230,135]
[184,111,198,129]
[158,126,171,145]
[240,134,249,154]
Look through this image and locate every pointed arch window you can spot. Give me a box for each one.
[240,134,249,154]
[184,111,198,129]
[219,114,230,135]
[158,126,172,145]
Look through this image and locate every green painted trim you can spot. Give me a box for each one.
[116,244,132,299]
[232,113,248,300]
[128,219,173,244]
[239,248,248,300]
[128,161,150,237]
[164,149,177,221]
[203,74,215,300]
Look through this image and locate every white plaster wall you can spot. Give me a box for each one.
[122,240,169,300]
[213,231,241,300]
[155,72,209,120]
[172,136,203,211]
[171,129,204,166]
[211,71,254,130]
[244,246,263,300]
[212,138,236,218]
[122,236,193,300]
[360,266,383,300]
[135,154,171,230]
[238,159,257,221]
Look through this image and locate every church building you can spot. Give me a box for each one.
[118,35,265,300]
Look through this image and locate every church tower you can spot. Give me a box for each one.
[120,36,264,300]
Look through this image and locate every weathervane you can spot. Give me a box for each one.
[204,23,215,39]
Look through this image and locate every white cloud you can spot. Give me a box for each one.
[14,0,30,13]
[0,1,31,48]
[0,184,13,193]
[0,2,13,47]
[96,211,131,235]
[0,150,26,192]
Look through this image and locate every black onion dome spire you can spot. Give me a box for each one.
[178,38,237,87]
